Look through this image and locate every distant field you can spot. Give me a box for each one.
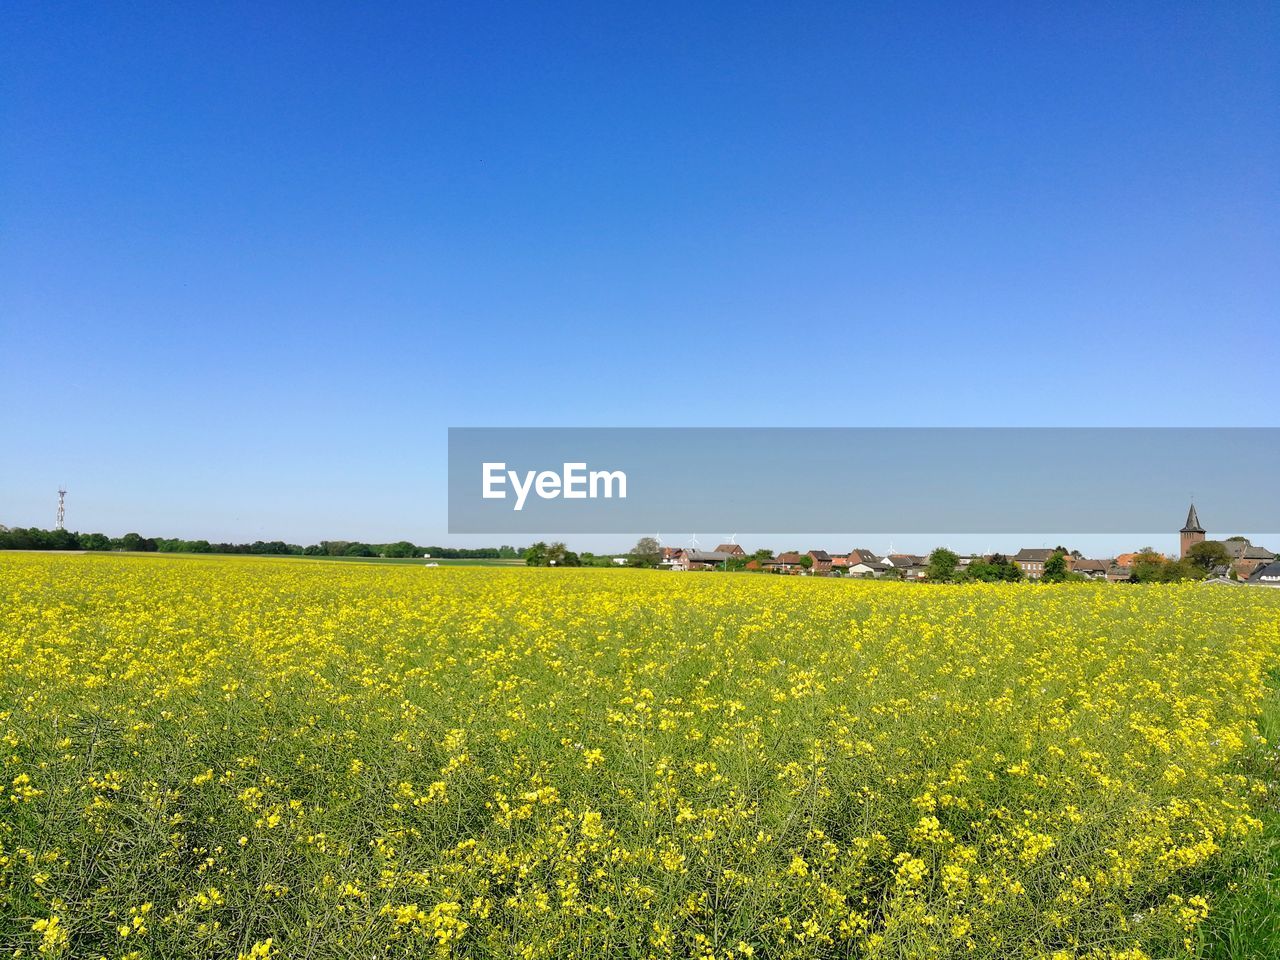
[2,553,1278,959]
[304,554,529,567]
[28,550,533,567]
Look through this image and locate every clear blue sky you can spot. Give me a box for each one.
[2,2,1276,552]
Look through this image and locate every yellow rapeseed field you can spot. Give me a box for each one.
[2,553,1279,959]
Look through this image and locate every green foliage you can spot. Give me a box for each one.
[629,536,661,568]
[0,526,525,562]
[1188,540,1232,572]
[1042,550,1068,583]
[1164,558,1206,581]
[926,548,959,582]
[115,532,155,552]
[964,556,1023,582]
[382,541,419,559]
[1131,552,1205,583]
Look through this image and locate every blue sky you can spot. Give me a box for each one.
[2,2,1276,552]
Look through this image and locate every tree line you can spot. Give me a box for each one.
[0,526,523,560]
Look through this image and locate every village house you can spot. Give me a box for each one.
[847,559,890,578]
[881,554,926,579]
[879,554,926,579]
[1013,548,1055,579]
[884,553,926,567]
[714,543,746,557]
[659,548,689,571]
[1221,539,1275,580]
[684,550,733,571]
[1249,561,1280,587]
[806,550,832,574]
[765,552,804,573]
[1068,557,1108,579]
[1106,563,1132,583]
[660,547,730,571]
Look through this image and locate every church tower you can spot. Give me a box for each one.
[1180,503,1205,558]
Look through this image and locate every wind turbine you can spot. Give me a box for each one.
[689,534,700,551]
[726,533,737,545]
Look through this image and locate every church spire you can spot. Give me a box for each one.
[1181,502,1204,534]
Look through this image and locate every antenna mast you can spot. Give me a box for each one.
[56,488,67,530]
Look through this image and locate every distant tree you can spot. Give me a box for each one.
[4,528,37,549]
[751,548,773,563]
[1187,540,1231,572]
[47,528,79,550]
[1178,558,1206,580]
[544,542,568,566]
[629,536,661,567]
[798,554,813,570]
[523,541,549,566]
[926,548,959,583]
[382,541,419,559]
[560,549,582,567]
[964,556,1023,582]
[1130,550,1171,583]
[1042,550,1068,583]
[79,532,110,551]
[1157,558,1203,582]
[343,542,374,557]
[116,532,145,551]
[964,561,1000,582]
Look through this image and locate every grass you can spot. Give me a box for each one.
[53,549,531,566]
[1197,670,1280,959]
[304,554,528,566]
